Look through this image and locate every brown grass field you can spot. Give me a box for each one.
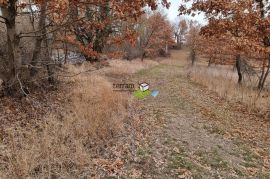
[0,49,269,178]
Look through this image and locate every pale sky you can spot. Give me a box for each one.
[162,0,207,25]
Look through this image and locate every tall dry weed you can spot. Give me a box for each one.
[0,74,129,178]
[104,59,159,76]
[187,65,270,115]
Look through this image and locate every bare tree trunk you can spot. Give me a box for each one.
[257,0,270,89]
[28,0,36,30]
[46,64,54,84]
[258,57,270,89]
[179,35,182,49]
[208,57,212,67]
[176,34,181,49]
[30,0,47,77]
[235,54,242,84]
[141,52,146,62]
[30,0,54,84]
[191,49,196,66]
[140,29,155,62]
[64,28,68,64]
[1,0,22,93]
[44,31,54,85]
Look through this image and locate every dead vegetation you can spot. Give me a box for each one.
[0,59,153,178]
[0,69,128,178]
[119,52,270,178]
[186,64,270,118]
[103,59,159,77]
[0,48,269,178]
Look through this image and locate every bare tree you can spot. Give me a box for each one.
[173,18,188,49]
[186,20,200,66]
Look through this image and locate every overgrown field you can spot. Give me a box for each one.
[0,50,269,178]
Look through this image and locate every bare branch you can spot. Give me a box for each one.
[16,73,29,96]
[0,15,7,21]
[19,17,86,38]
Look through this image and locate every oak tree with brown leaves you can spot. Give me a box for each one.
[181,0,270,88]
[138,12,174,61]
[0,0,170,95]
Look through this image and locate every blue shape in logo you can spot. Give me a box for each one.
[151,90,159,97]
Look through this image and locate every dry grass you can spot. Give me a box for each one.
[68,75,128,140]
[186,64,270,116]
[61,58,159,79]
[103,58,159,77]
[0,70,129,178]
[160,49,190,67]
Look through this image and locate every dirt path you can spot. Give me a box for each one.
[126,51,270,178]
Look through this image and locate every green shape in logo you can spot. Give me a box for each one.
[133,89,151,100]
